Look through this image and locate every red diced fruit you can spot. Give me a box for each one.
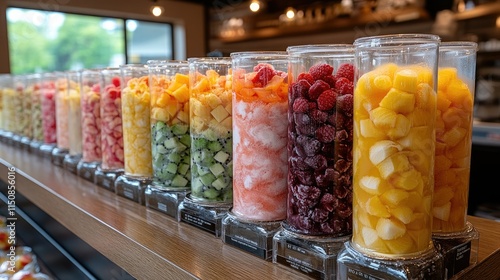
[308,80,330,100]
[316,125,336,143]
[317,89,337,111]
[337,94,353,116]
[112,76,121,87]
[335,77,354,95]
[309,63,334,81]
[252,66,276,87]
[293,98,310,113]
[91,84,100,93]
[336,64,355,81]
[298,73,315,85]
[253,63,274,72]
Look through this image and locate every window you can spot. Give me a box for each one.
[6,7,174,74]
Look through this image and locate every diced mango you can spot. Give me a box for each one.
[379,88,415,114]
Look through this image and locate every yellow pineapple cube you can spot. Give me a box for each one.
[435,155,452,173]
[191,98,211,119]
[151,108,169,122]
[166,101,180,117]
[177,110,189,124]
[359,119,386,139]
[369,140,403,165]
[405,150,432,175]
[205,93,222,109]
[373,75,392,93]
[171,84,189,103]
[392,169,423,192]
[433,186,454,207]
[361,227,389,252]
[406,213,427,230]
[445,79,471,106]
[387,114,411,139]
[370,107,397,129]
[192,76,209,93]
[375,63,398,78]
[377,153,411,179]
[393,69,418,93]
[442,126,466,147]
[191,116,206,133]
[366,196,391,218]
[379,88,416,114]
[408,108,434,127]
[220,116,232,131]
[381,188,410,207]
[415,83,435,109]
[397,126,434,150]
[405,191,424,210]
[358,211,379,228]
[174,73,189,85]
[360,176,387,195]
[432,202,451,221]
[386,234,414,254]
[437,91,452,112]
[391,206,414,224]
[376,218,406,240]
[407,229,431,251]
[211,105,229,123]
[438,67,457,90]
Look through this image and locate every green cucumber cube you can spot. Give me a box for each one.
[168,152,181,163]
[213,151,229,163]
[164,138,178,149]
[208,140,222,152]
[178,163,189,175]
[212,178,228,190]
[200,173,216,186]
[196,165,210,176]
[179,134,191,147]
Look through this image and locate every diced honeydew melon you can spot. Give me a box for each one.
[214,151,229,163]
[195,165,210,176]
[168,152,181,163]
[204,188,220,199]
[156,145,167,154]
[209,163,225,177]
[165,162,178,174]
[164,138,178,149]
[179,134,191,147]
[212,178,228,190]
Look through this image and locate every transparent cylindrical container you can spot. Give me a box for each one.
[67,71,82,156]
[80,69,102,163]
[286,45,355,236]
[100,68,124,171]
[0,74,8,131]
[31,74,44,146]
[12,75,26,138]
[1,75,15,134]
[147,60,191,190]
[433,42,477,233]
[230,52,288,222]
[55,72,70,151]
[352,34,440,257]
[21,74,36,142]
[120,64,152,178]
[40,73,57,145]
[189,57,233,203]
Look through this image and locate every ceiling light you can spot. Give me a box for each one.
[250,1,260,12]
[151,5,163,16]
[286,7,296,19]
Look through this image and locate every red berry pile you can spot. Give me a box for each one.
[287,62,354,235]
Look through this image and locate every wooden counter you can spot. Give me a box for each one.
[0,142,499,279]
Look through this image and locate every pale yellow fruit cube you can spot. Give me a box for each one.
[377,153,411,179]
[370,107,397,129]
[391,206,414,224]
[211,104,230,123]
[392,169,423,192]
[442,126,467,147]
[387,114,411,139]
[366,196,391,218]
[369,140,403,165]
[386,234,414,254]
[438,68,458,90]
[361,227,389,252]
[432,202,451,221]
[379,88,415,114]
[360,119,386,139]
[393,69,418,93]
[376,218,407,240]
[360,176,386,195]
[381,188,410,207]
[433,186,454,207]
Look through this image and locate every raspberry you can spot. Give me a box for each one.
[308,80,330,101]
[336,63,355,81]
[337,94,353,117]
[253,63,274,72]
[251,66,275,87]
[291,80,311,99]
[292,98,309,113]
[316,124,336,143]
[310,109,328,123]
[317,89,336,111]
[335,77,354,95]
[297,73,314,85]
[112,77,121,87]
[322,75,337,88]
[309,63,333,81]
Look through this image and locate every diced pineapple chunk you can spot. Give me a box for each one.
[381,189,410,207]
[362,227,389,252]
[377,153,411,179]
[360,176,385,195]
[437,92,452,112]
[393,69,418,93]
[387,114,411,139]
[370,107,397,129]
[397,126,434,150]
[433,187,454,207]
[435,155,452,172]
[369,140,402,165]
[438,67,458,90]
[391,206,414,224]
[392,169,423,192]
[386,234,414,254]
[432,202,451,221]
[446,79,471,106]
[415,83,435,109]
[366,196,391,218]
[379,88,415,114]
[171,84,189,103]
[373,75,392,93]
[442,126,466,147]
[205,93,222,109]
[376,218,407,240]
[211,105,229,123]
[359,119,386,138]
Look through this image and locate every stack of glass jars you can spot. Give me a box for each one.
[51,72,70,166]
[337,34,443,280]
[64,71,83,173]
[177,57,233,237]
[222,51,289,260]
[273,45,355,278]
[20,74,35,150]
[11,75,26,146]
[30,74,44,152]
[145,60,191,219]
[114,64,153,204]
[39,72,58,158]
